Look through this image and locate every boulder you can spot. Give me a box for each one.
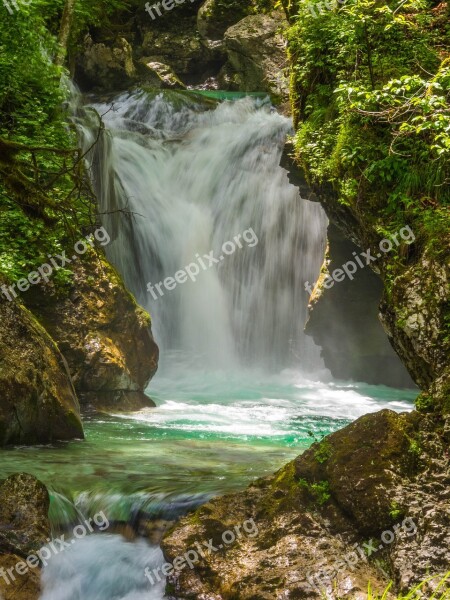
[140,18,221,82]
[0,473,50,557]
[197,0,255,41]
[76,36,139,91]
[163,409,450,598]
[0,473,51,600]
[24,251,159,412]
[220,12,290,101]
[138,60,186,88]
[0,298,84,446]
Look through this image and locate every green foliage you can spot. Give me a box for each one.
[388,501,402,521]
[0,2,96,289]
[408,435,421,453]
[314,439,333,463]
[367,571,450,599]
[415,392,434,413]
[286,0,450,276]
[298,478,331,505]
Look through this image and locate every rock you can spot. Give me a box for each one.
[0,474,50,557]
[221,12,290,101]
[24,251,159,413]
[0,474,50,600]
[296,171,449,415]
[197,0,256,41]
[0,298,84,446]
[138,60,186,88]
[0,554,41,600]
[140,18,221,82]
[163,455,390,599]
[295,410,421,534]
[76,35,139,91]
[379,250,449,413]
[163,409,450,598]
[305,223,416,388]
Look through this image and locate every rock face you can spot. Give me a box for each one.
[197,0,255,40]
[0,298,83,446]
[163,409,450,598]
[77,36,139,91]
[138,60,186,89]
[25,252,159,412]
[220,12,289,101]
[0,473,51,600]
[307,183,449,415]
[305,224,416,388]
[73,1,289,102]
[139,19,220,84]
[380,250,449,413]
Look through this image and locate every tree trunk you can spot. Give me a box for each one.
[55,0,77,67]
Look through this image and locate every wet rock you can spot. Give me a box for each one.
[138,60,186,89]
[0,474,50,600]
[163,409,450,598]
[0,298,84,446]
[0,553,41,600]
[0,473,50,557]
[24,251,159,413]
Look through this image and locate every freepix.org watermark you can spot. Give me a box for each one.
[145,0,199,20]
[144,518,259,586]
[304,225,415,295]
[146,227,259,300]
[0,511,110,586]
[306,516,418,592]
[0,226,111,302]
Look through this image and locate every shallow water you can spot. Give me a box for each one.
[28,364,416,600]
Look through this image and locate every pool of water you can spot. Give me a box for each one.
[0,362,416,521]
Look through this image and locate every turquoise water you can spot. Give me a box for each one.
[0,359,417,524]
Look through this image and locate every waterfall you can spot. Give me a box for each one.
[78,89,328,372]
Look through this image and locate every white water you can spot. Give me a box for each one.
[79,90,328,371]
[40,535,165,600]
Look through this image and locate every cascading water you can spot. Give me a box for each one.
[79,90,328,371]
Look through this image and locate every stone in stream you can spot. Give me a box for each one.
[0,473,51,600]
[24,252,159,414]
[0,295,84,446]
[162,409,450,599]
